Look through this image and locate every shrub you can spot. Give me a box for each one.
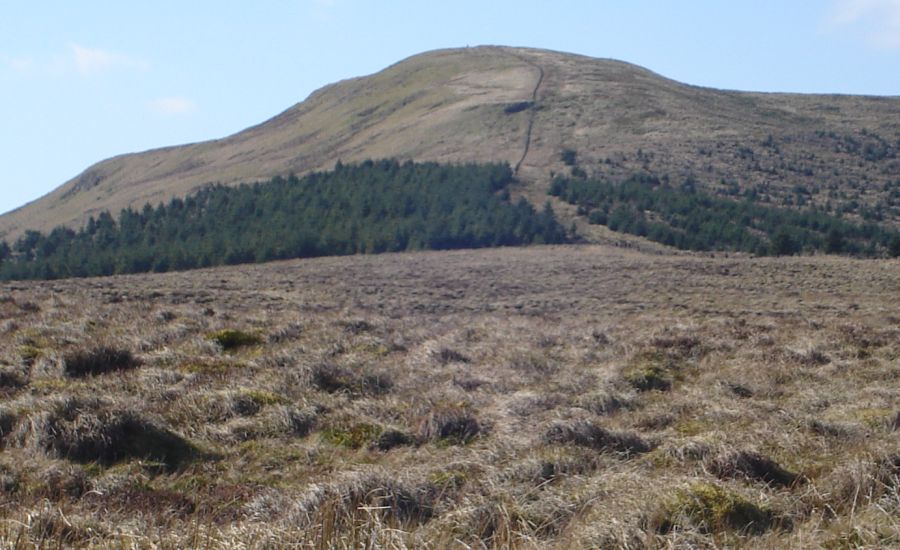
[651,482,778,535]
[63,346,138,377]
[542,421,652,456]
[207,329,263,351]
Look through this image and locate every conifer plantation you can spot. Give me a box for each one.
[549,175,900,257]
[0,160,564,280]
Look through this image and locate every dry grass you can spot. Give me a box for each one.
[0,244,897,548]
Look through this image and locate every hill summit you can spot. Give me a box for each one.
[2,46,898,240]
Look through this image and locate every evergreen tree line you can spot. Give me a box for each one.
[549,174,900,257]
[0,160,565,280]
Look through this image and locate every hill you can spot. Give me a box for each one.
[1,46,898,242]
[1,245,897,547]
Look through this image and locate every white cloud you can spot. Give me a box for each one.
[148,96,196,115]
[2,44,147,77]
[828,0,900,48]
[68,43,149,75]
[3,55,35,73]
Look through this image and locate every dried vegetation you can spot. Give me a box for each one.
[0,244,897,548]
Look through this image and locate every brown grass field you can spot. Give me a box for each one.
[0,245,897,548]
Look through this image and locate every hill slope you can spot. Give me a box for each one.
[2,46,899,240]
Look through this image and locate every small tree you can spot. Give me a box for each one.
[771,227,799,256]
[825,227,844,254]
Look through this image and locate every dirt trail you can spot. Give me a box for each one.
[508,53,545,176]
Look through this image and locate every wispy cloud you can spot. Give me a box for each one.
[2,44,148,76]
[69,44,145,75]
[827,0,900,49]
[147,96,196,115]
[3,55,35,73]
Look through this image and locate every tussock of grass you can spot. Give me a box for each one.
[311,363,393,395]
[651,482,778,535]
[35,464,91,499]
[622,352,676,392]
[706,449,800,488]
[542,420,653,455]
[823,453,900,514]
[372,428,415,451]
[574,390,635,415]
[431,347,470,365]
[14,397,199,469]
[416,403,481,445]
[62,346,138,377]
[208,329,262,351]
[180,358,242,375]
[288,471,438,531]
[0,365,27,388]
[0,407,17,444]
[340,319,374,334]
[18,344,42,366]
[321,423,383,449]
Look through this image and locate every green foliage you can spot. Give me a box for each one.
[560,148,577,166]
[0,160,565,280]
[207,329,262,351]
[243,390,289,407]
[550,174,900,256]
[321,423,383,449]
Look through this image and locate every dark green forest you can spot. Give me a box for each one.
[0,160,565,280]
[549,174,900,257]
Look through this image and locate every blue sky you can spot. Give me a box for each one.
[2,0,899,216]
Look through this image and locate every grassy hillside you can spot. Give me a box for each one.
[2,46,898,244]
[0,246,897,547]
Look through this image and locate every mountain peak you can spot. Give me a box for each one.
[2,46,898,240]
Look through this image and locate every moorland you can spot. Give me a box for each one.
[0,245,897,548]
